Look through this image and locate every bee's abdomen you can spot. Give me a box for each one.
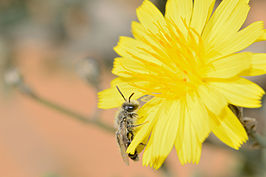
[128,151,139,161]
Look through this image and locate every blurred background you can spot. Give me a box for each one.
[0,0,265,177]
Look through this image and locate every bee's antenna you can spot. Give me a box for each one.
[116,86,127,101]
[128,93,135,103]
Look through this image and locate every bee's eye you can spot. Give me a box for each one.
[126,105,135,111]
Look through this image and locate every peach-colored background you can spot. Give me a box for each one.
[0,0,265,177]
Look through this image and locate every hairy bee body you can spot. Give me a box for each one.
[115,100,140,165]
[114,86,141,165]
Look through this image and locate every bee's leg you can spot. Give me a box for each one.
[128,124,141,128]
[130,112,138,118]
[128,150,139,161]
[126,119,134,125]
[128,121,148,128]
[127,130,134,138]
[126,130,134,145]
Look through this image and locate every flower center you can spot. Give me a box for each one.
[142,20,206,99]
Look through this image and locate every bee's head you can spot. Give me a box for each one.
[116,86,139,112]
[122,101,139,112]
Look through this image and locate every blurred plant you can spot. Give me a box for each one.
[229,104,266,148]
[228,104,266,177]
[75,57,101,88]
[4,68,114,133]
[0,0,28,33]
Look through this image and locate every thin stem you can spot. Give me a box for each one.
[16,84,115,133]
[250,132,266,148]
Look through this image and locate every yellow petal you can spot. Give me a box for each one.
[255,29,266,42]
[190,0,215,35]
[136,0,166,34]
[113,37,182,85]
[112,57,131,77]
[207,21,264,59]
[112,57,146,77]
[112,57,180,90]
[203,53,251,79]
[198,84,227,115]
[165,0,193,33]
[131,22,160,48]
[211,107,248,149]
[114,36,161,65]
[175,101,202,164]
[209,78,265,108]
[98,78,144,109]
[217,21,264,57]
[165,0,193,24]
[203,0,250,53]
[186,92,211,142]
[242,53,266,76]
[131,21,168,62]
[127,98,162,154]
[142,99,180,169]
[132,21,146,41]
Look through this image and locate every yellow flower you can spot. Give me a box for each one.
[98,0,266,169]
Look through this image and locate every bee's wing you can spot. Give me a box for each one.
[138,95,154,103]
[116,131,129,165]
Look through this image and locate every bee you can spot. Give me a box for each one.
[115,86,141,165]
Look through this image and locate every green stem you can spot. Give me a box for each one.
[17,84,115,133]
[250,132,266,149]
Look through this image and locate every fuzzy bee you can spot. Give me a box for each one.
[115,86,142,165]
